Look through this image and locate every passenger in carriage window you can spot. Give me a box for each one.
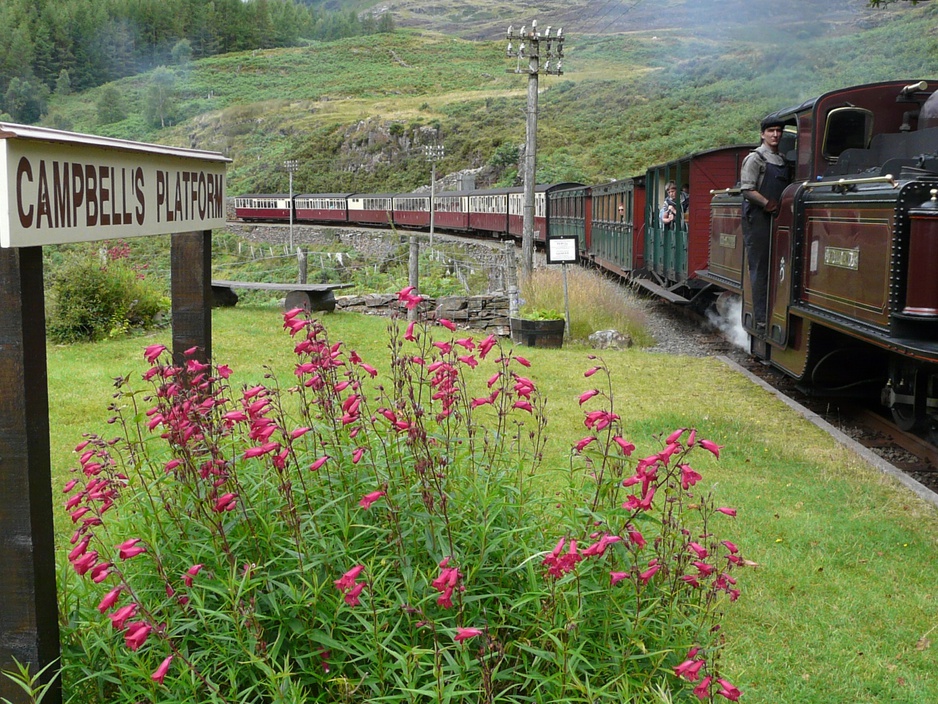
[680,184,689,213]
[659,181,680,230]
[740,116,792,332]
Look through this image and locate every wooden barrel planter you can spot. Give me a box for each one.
[509,317,565,348]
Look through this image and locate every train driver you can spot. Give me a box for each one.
[740,115,792,332]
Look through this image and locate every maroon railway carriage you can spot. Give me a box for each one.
[392,193,431,228]
[233,194,292,223]
[468,188,512,235]
[347,193,396,226]
[433,190,472,231]
[700,80,938,430]
[294,194,351,223]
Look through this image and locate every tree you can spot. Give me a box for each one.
[171,38,193,66]
[868,0,925,6]
[96,85,125,124]
[55,68,71,96]
[144,67,177,128]
[377,12,395,33]
[4,76,49,124]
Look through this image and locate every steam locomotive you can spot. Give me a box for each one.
[234,80,938,432]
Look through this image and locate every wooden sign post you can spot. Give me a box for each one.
[0,123,229,703]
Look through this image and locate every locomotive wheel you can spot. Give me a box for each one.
[887,360,926,432]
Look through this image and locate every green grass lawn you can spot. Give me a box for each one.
[48,306,938,703]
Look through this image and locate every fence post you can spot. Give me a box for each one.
[505,241,519,317]
[0,247,61,704]
[297,247,307,284]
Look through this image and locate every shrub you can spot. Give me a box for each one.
[47,249,168,344]
[521,266,654,345]
[59,290,746,703]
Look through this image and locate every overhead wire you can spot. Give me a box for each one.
[577,0,648,37]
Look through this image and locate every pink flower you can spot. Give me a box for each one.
[309,455,329,471]
[699,439,723,458]
[674,658,705,681]
[144,344,167,363]
[359,490,386,510]
[610,571,629,586]
[117,538,146,561]
[360,363,378,378]
[97,586,122,613]
[404,321,417,341]
[439,318,457,331]
[680,463,702,489]
[722,540,739,554]
[90,562,112,583]
[514,355,531,368]
[335,565,365,592]
[582,534,621,557]
[638,563,660,585]
[453,627,483,643]
[457,355,478,368]
[574,436,597,453]
[344,581,365,606]
[584,366,601,377]
[124,621,152,651]
[352,447,364,464]
[665,428,686,444]
[513,400,533,413]
[108,603,138,630]
[716,507,737,517]
[151,655,173,685]
[478,335,497,358]
[716,678,741,701]
[613,436,636,455]
[688,542,709,559]
[213,493,238,512]
[183,563,204,587]
[693,676,713,700]
[578,389,600,405]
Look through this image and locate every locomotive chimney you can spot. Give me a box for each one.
[920,88,938,130]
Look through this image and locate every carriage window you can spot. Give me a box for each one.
[822,107,873,160]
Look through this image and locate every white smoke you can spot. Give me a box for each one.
[706,294,749,350]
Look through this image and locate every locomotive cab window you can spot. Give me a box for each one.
[822,107,873,161]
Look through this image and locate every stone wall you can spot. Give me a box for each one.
[336,293,511,335]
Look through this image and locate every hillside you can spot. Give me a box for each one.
[40,0,938,196]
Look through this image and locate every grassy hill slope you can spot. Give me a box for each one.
[41,1,938,195]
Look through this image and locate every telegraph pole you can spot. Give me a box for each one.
[283,159,299,251]
[424,144,444,247]
[506,21,564,279]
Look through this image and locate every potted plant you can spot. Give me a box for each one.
[510,307,566,348]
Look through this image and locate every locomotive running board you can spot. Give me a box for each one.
[632,277,691,304]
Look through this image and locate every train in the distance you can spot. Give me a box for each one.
[234,80,938,434]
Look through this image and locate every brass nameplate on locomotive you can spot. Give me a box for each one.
[719,234,737,249]
[823,246,860,270]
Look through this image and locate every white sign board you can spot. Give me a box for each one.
[0,124,229,247]
[547,236,578,264]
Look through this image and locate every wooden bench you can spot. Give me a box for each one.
[211,280,352,312]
